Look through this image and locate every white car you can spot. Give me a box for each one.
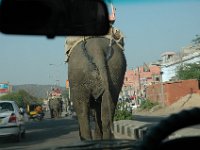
[0,100,26,142]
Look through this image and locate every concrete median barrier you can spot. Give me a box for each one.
[113,120,152,140]
[114,120,200,141]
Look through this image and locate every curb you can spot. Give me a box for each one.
[114,120,200,140]
[113,120,152,140]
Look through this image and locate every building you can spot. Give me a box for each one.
[121,64,161,99]
[161,44,200,82]
[145,43,200,105]
[120,42,200,105]
[146,79,200,106]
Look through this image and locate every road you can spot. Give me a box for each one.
[0,112,170,150]
[134,114,166,124]
[134,113,200,129]
[0,115,81,150]
[1,111,154,150]
[2,111,199,150]
[129,112,200,140]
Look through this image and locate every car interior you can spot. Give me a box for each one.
[0,0,200,149]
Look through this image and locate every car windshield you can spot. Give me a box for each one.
[0,0,200,149]
[0,102,14,112]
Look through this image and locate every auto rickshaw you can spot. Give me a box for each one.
[27,103,44,120]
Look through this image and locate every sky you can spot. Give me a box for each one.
[0,0,200,87]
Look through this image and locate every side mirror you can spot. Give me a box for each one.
[0,0,110,38]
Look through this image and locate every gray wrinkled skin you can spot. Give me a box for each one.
[49,98,62,118]
[68,37,127,140]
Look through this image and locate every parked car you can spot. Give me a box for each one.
[0,100,26,142]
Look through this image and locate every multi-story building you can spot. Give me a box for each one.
[161,44,200,82]
[121,64,161,99]
[120,45,200,101]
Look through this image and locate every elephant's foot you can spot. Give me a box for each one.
[102,131,114,140]
[93,135,102,140]
[79,129,92,141]
[93,130,103,140]
[80,135,92,141]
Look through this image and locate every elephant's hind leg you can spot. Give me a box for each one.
[93,101,103,140]
[73,99,92,140]
[101,91,115,139]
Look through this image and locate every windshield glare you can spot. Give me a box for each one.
[0,0,200,149]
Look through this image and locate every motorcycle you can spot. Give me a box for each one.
[30,112,44,121]
[27,104,45,121]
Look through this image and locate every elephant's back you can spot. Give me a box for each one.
[68,41,102,89]
[88,37,127,86]
[68,37,126,93]
[49,99,62,109]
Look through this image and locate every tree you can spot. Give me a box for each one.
[176,62,200,80]
[0,90,39,107]
[192,34,200,45]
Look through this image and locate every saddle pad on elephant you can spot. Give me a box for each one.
[64,26,125,62]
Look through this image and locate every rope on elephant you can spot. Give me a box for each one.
[64,26,125,63]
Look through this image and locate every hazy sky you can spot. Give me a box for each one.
[0,0,200,87]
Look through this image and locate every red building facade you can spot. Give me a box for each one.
[146,79,200,106]
[121,65,161,99]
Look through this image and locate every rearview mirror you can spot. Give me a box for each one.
[0,0,110,38]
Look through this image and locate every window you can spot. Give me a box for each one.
[0,102,14,112]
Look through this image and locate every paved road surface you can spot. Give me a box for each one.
[0,114,80,150]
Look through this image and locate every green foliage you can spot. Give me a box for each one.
[139,99,158,110]
[176,63,200,80]
[114,101,133,121]
[192,34,200,44]
[114,109,133,121]
[0,90,39,107]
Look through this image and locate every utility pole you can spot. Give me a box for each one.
[137,67,141,96]
[160,71,165,106]
[136,67,142,106]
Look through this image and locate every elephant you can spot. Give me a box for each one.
[48,98,62,118]
[66,30,127,140]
